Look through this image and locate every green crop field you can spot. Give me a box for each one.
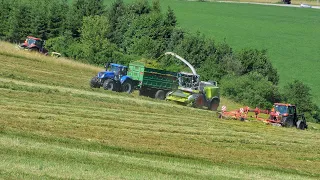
[116,0,320,106]
[1,42,320,179]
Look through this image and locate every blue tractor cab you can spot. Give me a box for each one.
[90,63,128,91]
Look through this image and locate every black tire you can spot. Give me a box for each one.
[209,98,220,111]
[282,117,294,127]
[29,47,39,52]
[90,76,100,88]
[155,90,165,100]
[296,120,306,130]
[103,79,115,91]
[192,94,204,108]
[122,80,133,93]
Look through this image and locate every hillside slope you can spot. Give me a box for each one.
[1,42,320,179]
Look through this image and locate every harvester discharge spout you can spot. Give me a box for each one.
[164,52,197,75]
[164,52,220,111]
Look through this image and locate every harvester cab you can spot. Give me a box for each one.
[90,63,128,90]
[164,52,220,111]
[177,72,200,91]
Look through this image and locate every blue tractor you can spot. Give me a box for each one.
[90,63,133,93]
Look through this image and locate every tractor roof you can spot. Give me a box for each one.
[110,63,127,68]
[274,103,295,107]
[27,36,42,40]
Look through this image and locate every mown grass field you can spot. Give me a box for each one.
[1,41,320,179]
[119,0,320,106]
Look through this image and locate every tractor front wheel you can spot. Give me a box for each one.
[103,79,115,91]
[122,80,133,93]
[90,76,100,88]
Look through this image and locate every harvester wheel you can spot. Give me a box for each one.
[90,76,100,88]
[103,79,115,91]
[209,99,220,111]
[122,80,133,93]
[155,90,165,100]
[192,94,204,108]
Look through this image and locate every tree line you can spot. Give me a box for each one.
[0,0,318,122]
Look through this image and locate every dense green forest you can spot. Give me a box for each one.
[0,0,318,122]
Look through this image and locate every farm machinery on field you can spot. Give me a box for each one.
[89,52,220,110]
[18,36,61,57]
[219,103,308,130]
[164,52,220,111]
[90,62,178,99]
[90,63,130,92]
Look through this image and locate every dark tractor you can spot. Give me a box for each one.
[20,36,48,55]
[90,63,128,92]
[269,103,308,130]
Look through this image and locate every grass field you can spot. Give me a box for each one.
[1,42,320,179]
[118,0,320,106]
[191,0,320,6]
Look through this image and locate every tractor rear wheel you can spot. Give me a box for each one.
[155,90,165,100]
[103,79,115,91]
[90,76,100,88]
[122,80,133,93]
[296,120,306,130]
[29,47,39,52]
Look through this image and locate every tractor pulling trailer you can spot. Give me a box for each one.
[219,103,308,130]
[90,61,178,100]
[90,52,220,110]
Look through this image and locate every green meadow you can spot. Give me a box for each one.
[118,0,320,105]
[1,42,320,179]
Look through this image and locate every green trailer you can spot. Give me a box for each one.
[127,61,178,100]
